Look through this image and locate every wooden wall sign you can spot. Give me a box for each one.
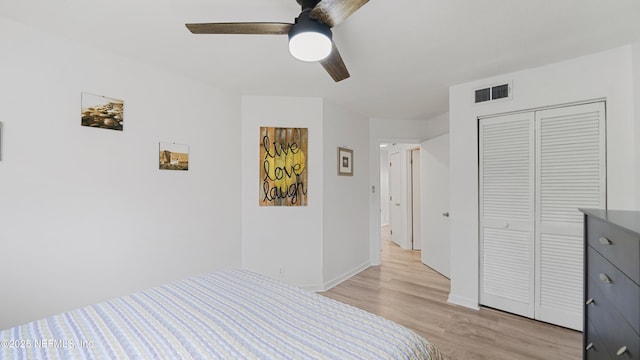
[259,127,308,206]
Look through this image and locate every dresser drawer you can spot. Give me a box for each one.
[587,247,640,335]
[587,275,640,359]
[587,215,640,284]
[585,319,612,360]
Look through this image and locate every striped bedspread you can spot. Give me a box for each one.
[0,269,443,359]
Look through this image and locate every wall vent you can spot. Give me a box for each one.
[474,81,512,104]
[492,84,509,100]
[475,88,491,103]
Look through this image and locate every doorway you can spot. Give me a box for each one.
[375,136,451,278]
[381,143,421,250]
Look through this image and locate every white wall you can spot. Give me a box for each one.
[0,16,242,330]
[241,96,324,289]
[370,116,449,141]
[322,101,370,288]
[448,45,637,309]
[241,96,370,291]
[368,113,449,265]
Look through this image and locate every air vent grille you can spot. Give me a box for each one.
[492,84,509,100]
[475,88,491,103]
[474,82,512,104]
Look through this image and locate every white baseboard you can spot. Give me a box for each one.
[320,261,370,292]
[300,283,325,292]
[447,294,480,310]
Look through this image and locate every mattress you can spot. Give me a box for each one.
[0,269,443,359]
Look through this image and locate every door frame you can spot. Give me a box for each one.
[386,144,420,250]
[369,138,425,265]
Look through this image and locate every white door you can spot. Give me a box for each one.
[534,102,606,330]
[479,102,606,331]
[389,152,403,247]
[420,134,450,278]
[411,149,422,250]
[479,113,536,318]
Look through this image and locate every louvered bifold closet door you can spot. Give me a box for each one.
[534,102,606,331]
[479,113,535,318]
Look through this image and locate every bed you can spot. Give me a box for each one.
[0,269,443,359]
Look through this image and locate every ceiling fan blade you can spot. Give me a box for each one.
[186,22,293,35]
[320,41,350,82]
[309,0,369,28]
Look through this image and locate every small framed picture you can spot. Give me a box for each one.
[338,147,353,176]
[81,92,124,131]
[159,142,189,171]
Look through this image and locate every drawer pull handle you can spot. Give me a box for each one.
[585,298,595,305]
[616,346,628,356]
[586,343,594,351]
[598,236,612,245]
[599,273,612,283]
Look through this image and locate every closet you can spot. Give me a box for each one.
[479,101,606,331]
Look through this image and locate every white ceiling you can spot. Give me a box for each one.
[2,0,640,120]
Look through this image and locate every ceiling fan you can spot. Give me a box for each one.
[185,0,369,82]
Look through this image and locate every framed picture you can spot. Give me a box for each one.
[81,92,124,131]
[338,147,353,176]
[159,142,189,171]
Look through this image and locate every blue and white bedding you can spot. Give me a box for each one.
[0,269,442,359]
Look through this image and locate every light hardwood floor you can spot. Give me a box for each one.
[320,227,582,360]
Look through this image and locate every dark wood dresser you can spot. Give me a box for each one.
[581,209,640,359]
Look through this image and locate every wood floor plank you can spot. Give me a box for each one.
[320,228,581,359]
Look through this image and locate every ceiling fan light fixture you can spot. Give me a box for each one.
[288,14,332,62]
[289,32,332,62]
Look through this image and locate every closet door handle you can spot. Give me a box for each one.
[585,298,595,305]
[599,273,612,284]
[599,237,612,245]
[616,346,628,356]
[585,343,594,351]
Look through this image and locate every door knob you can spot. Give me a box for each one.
[394,203,400,206]
[586,298,595,305]
[598,237,612,245]
[599,273,612,284]
[442,212,450,217]
[617,346,628,356]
